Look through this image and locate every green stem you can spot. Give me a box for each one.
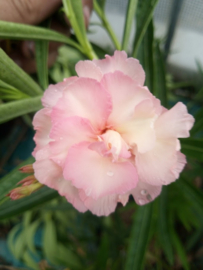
[94,1,121,50]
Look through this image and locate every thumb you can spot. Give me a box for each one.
[0,0,62,25]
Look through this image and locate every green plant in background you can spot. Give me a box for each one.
[0,0,203,269]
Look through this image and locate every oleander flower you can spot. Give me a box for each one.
[32,50,194,216]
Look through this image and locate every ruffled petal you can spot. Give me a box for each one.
[136,139,180,186]
[155,102,195,139]
[79,190,118,216]
[171,151,186,178]
[32,108,52,156]
[101,71,152,127]
[64,141,138,200]
[131,181,162,205]
[118,99,157,153]
[33,149,87,212]
[75,60,103,81]
[49,116,96,167]
[101,130,131,160]
[52,77,112,132]
[42,77,78,108]
[93,50,145,85]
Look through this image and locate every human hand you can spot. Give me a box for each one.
[0,0,93,73]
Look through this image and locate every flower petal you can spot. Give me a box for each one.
[101,130,131,160]
[93,50,145,85]
[33,153,87,212]
[118,99,157,153]
[64,142,138,200]
[32,108,51,156]
[49,116,96,167]
[42,77,78,108]
[79,190,118,216]
[171,151,186,178]
[52,77,112,131]
[155,102,195,139]
[75,60,103,81]
[136,139,180,186]
[131,181,162,205]
[101,71,152,127]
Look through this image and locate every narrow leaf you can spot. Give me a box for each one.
[94,1,121,50]
[62,0,86,46]
[122,0,138,51]
[35,40,49,90]
[170,226,190,270]
[153,41,167,107]
[190,107,203,136]
[0,96,42,124]
[0,20,82,52]
[0,49,42,96]
[180,138,203,162]
[125,204,152,270]
[176,177,203,212]
[137,20,154,91]
[132,0,159,57]
[158,187,174,265]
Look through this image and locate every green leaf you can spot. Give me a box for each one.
[63,0,97,59]
[176,177,203,213]
[0,48,42,96]
[180,138,203,162]
[0,187,59,220]
[7,223,22,258]
[35,40,49,90]
[125,204,152,270]
[43,214,58,264]
[26,219,41,255]
[122,0,138,51]
[190,107,203,136]
[132,0,159,57]
[0,20,83,52]
[56,244,81,268]
[23,250,40,270]
[137,20,154,91]
[94,0,121,50]
[158,187,174,265]
[0,157,34,201]
[62,0,86,45]
[0,95,42,123]
[170,226,190,270]
[153,41,167,107]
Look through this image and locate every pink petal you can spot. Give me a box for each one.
[155,102,195,139]
[101,71,152,127]
[63,142,138,200]
[49,116,97,167]
[79,190,118,216]
[101,130,131,160]
[51,77,112,132]
[93,50,145,85]
[32,108,51,156]
[136,139,180,186]
[171,151,186,178]
[131,181,162,205]
[75,60,103,81]
[118,99,157,153]
[33,153,87,212]
[42,77,78,108]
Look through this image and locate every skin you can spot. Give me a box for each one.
[0,0,93,73]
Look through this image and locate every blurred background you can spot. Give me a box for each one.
[0,0,203,269]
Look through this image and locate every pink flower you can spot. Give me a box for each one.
[32,51,194,216]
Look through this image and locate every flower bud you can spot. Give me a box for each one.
[19,164,34,174]
[8,182,43,200]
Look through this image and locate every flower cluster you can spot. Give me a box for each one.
[32,51,194,216]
